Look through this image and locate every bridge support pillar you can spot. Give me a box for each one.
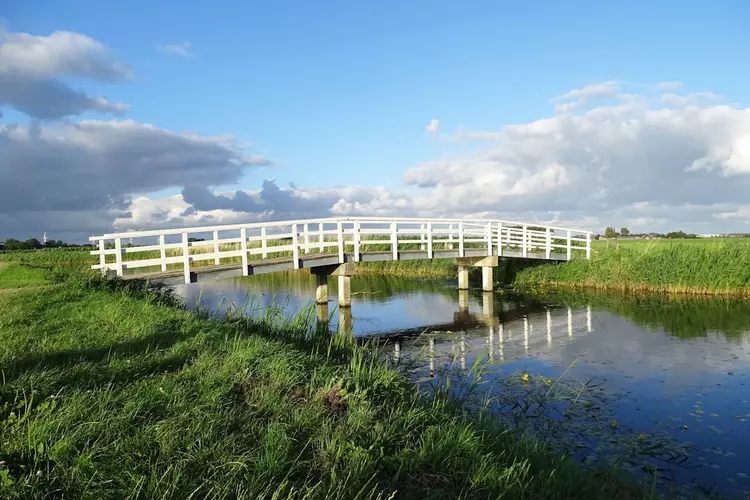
[316,302,329,325]
[482,266,493,292]
[315,273,328,304]
[310,262,355,306]
[338,275,351,308]
[457,266,469,290]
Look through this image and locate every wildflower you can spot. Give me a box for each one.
[610,419,618,429]
[638,433,647,440]
[521,373,530,383]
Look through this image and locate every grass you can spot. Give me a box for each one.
[0,270,645,499]
[0,262,52,290]
[514,238,750,296]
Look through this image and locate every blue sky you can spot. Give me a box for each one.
[2,1,750,239]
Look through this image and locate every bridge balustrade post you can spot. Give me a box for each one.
[114,237,123,277]
[213,230,220,265]
[426,221,433,258]
[319,223,324,252]
[566,230,572,260]
[337,221,344,263]
[586,232,591,259]
[390,221,398,260]
[181,232,191,283]
[486,222,493,256]
[448,224,454,249]
[522,225,528,258]
[98,239,107,275]
[303,223,310,254]
[292,224,300,269]
[458,222,464,257]
[240,228,249,275]
[420,223,426,251]
[261,226,267,259]
[159,234,167,271]
[354,221,361,261]
[545,228,551,259]
[497,222,503,257]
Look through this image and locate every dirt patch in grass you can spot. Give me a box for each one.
[322,383,347,417]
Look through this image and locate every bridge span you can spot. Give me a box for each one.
[90,217,591,305]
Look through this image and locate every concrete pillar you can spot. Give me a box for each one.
[482,291,494,319]
[481,266,493,292]
[338,306,352,335]
[458,289,469,313]
[338,275,351,308]
[457,265,469,290]
[315,273,328,304]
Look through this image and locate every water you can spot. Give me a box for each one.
[175,273,750,498]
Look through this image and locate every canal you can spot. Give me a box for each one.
[175,272,750,498]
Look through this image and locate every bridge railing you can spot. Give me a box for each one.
[90,217,592,283]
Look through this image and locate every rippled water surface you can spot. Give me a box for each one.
[175,273,750,498]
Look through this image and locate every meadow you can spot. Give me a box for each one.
[0,259,648,499]
[514,238,750,296]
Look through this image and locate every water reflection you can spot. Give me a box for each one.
[174,273,750,497]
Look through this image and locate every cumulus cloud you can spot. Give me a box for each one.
[0,27,131,119]
[155,41,194,58]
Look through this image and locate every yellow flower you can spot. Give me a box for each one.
[638,433,646,440]
[521,373,530,383]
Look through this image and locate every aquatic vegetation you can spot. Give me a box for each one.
[515,238,750,296]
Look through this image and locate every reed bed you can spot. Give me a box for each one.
[515,238,750,296]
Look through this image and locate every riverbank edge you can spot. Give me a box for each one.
[0,270,645,499]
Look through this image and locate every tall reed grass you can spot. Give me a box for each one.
[515,239,750,296]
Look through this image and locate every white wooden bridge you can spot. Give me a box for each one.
[90,217,591,305]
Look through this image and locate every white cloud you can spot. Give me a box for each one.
[0,26,131,119]
[425,118,440,136]
[155,41,194,58]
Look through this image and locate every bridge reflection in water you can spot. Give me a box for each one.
[312,286,593,380]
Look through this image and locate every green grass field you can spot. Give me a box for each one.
[0,261,646,499]
[515,238,750,296]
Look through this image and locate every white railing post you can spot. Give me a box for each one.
[98,239,107,275]
[337,221,344,263]
[303,223,310,255]
[354,221,361,262]
[522,225,528,258]
[448,223,454,249]
[319,223,324,252]
[586,232,591,259]
[391,221,398,260]
[181,232,190,283]
[458,221,464,257]
[159,234,167,271]
[213,230,220,265]
[420,223,426,251]
[240,227,248,275]
[260,226,267,259]
[292,223,300,269]
[566,230,572,260]
[545,228,551,259]
[427,221,433,258]
[114,237,123,277]
[497,222,503,257]
[486,221,493,256]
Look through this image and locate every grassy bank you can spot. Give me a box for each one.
[0,270,642,499]
[515,238,750,296]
